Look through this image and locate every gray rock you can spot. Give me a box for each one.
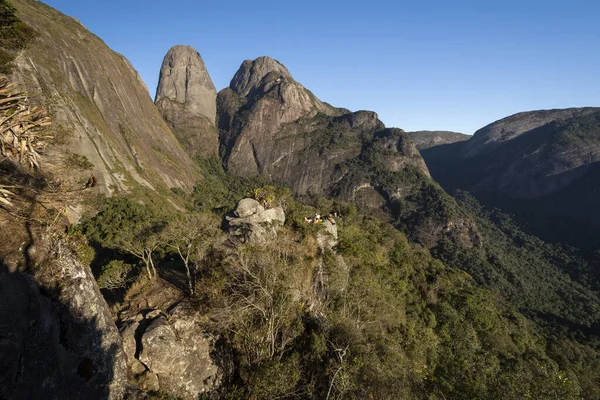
[230,56,293,98]
[0,238,128,400]
[228,201,286,244]
[137,308,219,400]
[219,57,347,178]
[155,45,218,157]
[316,219,338,250]
[234,198,264,218]
[218,58,429,206]
[120,299,220,400]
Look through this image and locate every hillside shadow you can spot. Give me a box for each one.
[0,261,120,400]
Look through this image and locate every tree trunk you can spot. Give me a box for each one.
[184,261,194,295]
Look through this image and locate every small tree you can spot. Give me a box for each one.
[82,197,165,279]
[97,260,133,290]
[163,213,222,294]
[112,220,163,279]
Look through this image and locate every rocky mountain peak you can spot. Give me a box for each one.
[155,45,219,157]
[155,45,216,123]
[229,56,293,97]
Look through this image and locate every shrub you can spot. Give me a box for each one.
[97,260,133,290]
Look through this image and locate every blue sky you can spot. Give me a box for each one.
[42,0,600,134]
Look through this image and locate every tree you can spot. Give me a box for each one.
[81,197,165,279]
[210,240,305,365]
[97,260,133,290]
[163,213,222,294]
[112,219,163,279]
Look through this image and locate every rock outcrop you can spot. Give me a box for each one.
[0,240,128,400]
[10,0,201,195]
[218,56,347,177]
[227,198,286,244]
[316,219,338,251]
[408,130,470,150]
[119,279,220,399]
[218,59,429,198]
[155,45,218,157]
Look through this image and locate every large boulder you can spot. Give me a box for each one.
[138,307,219,400]
[119,292,220,400]
[316,219,338,251]
[227,198,286,244]
[155,45,219,157]
[233,198,265,218]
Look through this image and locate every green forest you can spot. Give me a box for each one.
[75,159,600,399]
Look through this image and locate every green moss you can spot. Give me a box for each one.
[65,151,94,170]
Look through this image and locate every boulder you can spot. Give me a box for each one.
[316,219,338,250]
[234,198,264,218]
[227,199,285,244]
[120,302,219,400]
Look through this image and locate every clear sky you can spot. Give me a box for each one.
[41,0,600,134]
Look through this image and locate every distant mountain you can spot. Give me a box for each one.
[420,107,600,246]
[408,130,470,150]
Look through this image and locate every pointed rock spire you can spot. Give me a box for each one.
[156,45,216,124]
[155,45,218,157]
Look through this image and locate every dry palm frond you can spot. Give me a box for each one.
[0,74,52,170]
[0,186,14,207]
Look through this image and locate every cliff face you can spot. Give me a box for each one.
[217,57,429,197]
[218,56,348,177]
[0,239,128,400]
[155,45,218,158]
[9,0,201,195]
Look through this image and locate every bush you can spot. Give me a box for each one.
[97,260,133,290]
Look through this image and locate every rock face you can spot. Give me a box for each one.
[227,198,286,244]
[217,58,429,201]
[155,45,218,157]
[230,56,293,97]
[408,130,470,150]
[218,56,348,177]
[10,0,201,194]
[119,279,220,399]
[0,240,128,400]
